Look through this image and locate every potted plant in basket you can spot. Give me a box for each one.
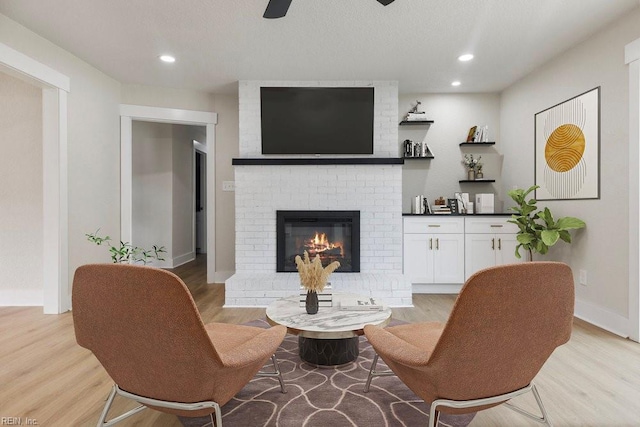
[295,251,340,314]
[507,185,586,260]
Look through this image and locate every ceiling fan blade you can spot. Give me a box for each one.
[264,0,292,19]
[377,0,395,5]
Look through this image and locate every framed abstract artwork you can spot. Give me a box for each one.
[534,87,600,200]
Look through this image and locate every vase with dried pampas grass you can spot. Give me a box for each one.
[295,251,340,314]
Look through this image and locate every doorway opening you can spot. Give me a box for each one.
[120,105,217,282]
[195,148,207,255]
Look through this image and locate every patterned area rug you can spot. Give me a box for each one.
[180,320,475,427]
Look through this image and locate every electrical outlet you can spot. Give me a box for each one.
[222,181,235,192]
[579,269,587,286]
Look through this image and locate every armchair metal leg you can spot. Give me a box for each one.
[97,384,222,427]
[504,384,553,426]
[257,354,287,393]
[427,383,552,427]
[364,353,395,393]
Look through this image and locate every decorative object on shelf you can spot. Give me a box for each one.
[476,164,484,179]
[466,126,477,142]
[462,154,482,180]
[455,192,470,214]
[403,100,430,122]
[412,195,425,214]
[465,125,489,142]
[447,198,460,214]
[467,169,476,180]
[508,185,586,260]
[435,196,446,205]
[402,140,433,158]
[535,87,600,200]
[295,251,340,314]
[86,229,166,264]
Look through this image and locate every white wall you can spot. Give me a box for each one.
[172,124,200,264]
[399,94,501,213]
[132,121,198,267]
[500,8,640,335]
[211,94,239,280]
[132,121,173,263]
[0,72,42,304]
[0,13,122,303]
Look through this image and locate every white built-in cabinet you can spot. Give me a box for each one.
[403,215,522,289]
[403,217,465,284]
[464,217,523,280]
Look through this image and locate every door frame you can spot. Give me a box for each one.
[120,105,217,283]
[0,42,70,314]
[626,37,640,342]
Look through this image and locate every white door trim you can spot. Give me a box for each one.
[120,105,218,283]
[0,42,70,314]
[626,37,640,342]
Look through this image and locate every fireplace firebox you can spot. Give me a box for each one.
[276,210,360,272]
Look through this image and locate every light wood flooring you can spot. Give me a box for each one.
[1,256,640,426]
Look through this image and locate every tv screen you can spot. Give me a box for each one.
[260,87,374,155]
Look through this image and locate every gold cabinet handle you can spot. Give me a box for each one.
[428,224,441,227]
[498,238,502,250]
[492,238,495,250]
[436,238,439,250]
[429,238,433,250]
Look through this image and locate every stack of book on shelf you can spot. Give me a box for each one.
[299,283,333,307]
[339,296,384,311]
[431,205,452,215]
[405,111,430,121]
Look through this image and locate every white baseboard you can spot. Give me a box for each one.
[412,283,463,294]
[172,252,196,268]
[0,289,43,306]
[214,270,234,284]
[574,298,629,338]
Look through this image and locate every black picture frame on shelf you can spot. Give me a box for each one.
[447,198,459,215]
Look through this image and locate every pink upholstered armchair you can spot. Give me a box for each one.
[364,262,574,427]
[72,264,287,426]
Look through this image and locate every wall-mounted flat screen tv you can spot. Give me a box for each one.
[260,87,374,155]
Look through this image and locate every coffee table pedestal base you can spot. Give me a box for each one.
[298,336,359,367]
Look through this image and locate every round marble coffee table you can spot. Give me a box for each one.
[265,293,392,367]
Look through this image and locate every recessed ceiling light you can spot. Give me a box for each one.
[458,54,474,62]
[159,55,176,63]
[451,81,461,87]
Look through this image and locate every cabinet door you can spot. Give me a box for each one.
[403,233,433,283]
[464,234,497,280]
[495,234,525,266]
[432,234,465,283]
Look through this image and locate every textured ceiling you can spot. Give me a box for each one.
[0,0,638,94]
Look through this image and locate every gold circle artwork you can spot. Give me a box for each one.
[545,124,585,172]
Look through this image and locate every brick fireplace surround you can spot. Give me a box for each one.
[225,81,412,307]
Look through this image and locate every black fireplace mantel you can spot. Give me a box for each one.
[232,157,404,166]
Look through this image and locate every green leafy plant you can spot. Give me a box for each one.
[507,185,586,260]
[86,229,166,265]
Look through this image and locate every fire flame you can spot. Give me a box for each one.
[306,232,343,256]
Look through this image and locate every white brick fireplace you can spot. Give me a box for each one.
[225,80,412,307]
